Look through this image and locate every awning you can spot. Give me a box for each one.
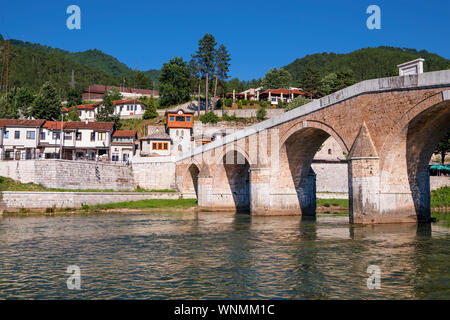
[44,148,60,154]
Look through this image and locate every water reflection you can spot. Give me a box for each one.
[0,212,448,299]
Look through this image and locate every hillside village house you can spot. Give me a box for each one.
[82,84,159,101]
[110,130,137,163]
[62,100,146,120]
[140,126,172,157]
[0,120,45,160]
[166,107,195,155]
[39,121,64,159]
[226,88,305,105]
[61,122,114,160]
[259,88,305,105]
[113,99,146,118]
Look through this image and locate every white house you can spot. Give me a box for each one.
[0,119,45,160]
[110,130,137,163]
[140,126,172,157]
[61,121,114,160]
[113,99,146,118]
[62,103,99,122]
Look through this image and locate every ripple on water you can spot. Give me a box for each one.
[0,212,449,299]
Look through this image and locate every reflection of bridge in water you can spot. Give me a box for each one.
[176,70,450,224]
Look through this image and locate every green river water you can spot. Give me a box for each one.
[0,212,449,299]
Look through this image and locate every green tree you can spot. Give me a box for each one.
[0,94,19,118]
[159,57,191,108]
[320,73,338,96]
[200,111,219,124]
[214,44,231,99]
[334,69,356,91]
[32,81,61,120]
[130,71,153,90]
[96,88,122,128]
[189,55,202,117]
[434,131,450,164]
[256,107,266,121]
[285,96,311,111]
[261,68,292,90]
[68,107,81,121]
[300,67,322,99]
[194,34,217,112]
[7,87,35,118]
[66,88,82,107]
[142,97,158,119]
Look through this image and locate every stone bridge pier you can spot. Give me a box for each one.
[175,71,450,224]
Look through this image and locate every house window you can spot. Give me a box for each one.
[15,131,20,139]
[64,133,72,140]
[26,131,35,140]
[152,142,169,150]
[170,116,175,122]
[40,132,46,140]
[178,145,183,152]
[53,132,60,140]
[176,130,179,136]
[112,153,119,162]
[4,131,9,139]
[328,149,332,155]
[76,132,82,141]
[91,132,96,141]
[176,116,185,122]
[98,132,107,141]
[186,116,191,122]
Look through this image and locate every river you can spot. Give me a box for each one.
[0,212,449,299]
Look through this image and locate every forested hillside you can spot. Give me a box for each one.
[283,46,450,83]
[7,39,159,93]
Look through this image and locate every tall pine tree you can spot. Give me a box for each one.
[194,34,217,112]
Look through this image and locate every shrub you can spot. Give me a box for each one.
[285,96,311,111]
[216,98,223,109]
[256,107,267,121]
[200,111,220,124]
[242,100,249,106]
[225,98,233,107]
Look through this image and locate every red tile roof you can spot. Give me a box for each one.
[0,119,46,128]
[43,121,67,130]
[263,89,305,95]
[62,102,100,112]
[113,130,137,137]
[64,122,114,131]
[84,85,158,96]
[113,99,146,106]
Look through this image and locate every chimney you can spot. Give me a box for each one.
[397,58,425,76]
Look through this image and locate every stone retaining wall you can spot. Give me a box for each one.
[0,160,135,191]
[0,192,181,209]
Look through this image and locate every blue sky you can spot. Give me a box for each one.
[0,0,449,80]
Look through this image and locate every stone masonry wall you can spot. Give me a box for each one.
[0,160,135,191]
[1,192,181,209]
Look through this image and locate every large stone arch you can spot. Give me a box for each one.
[268,122,348,216]
[279,119,350,156]
[379,92,450,222]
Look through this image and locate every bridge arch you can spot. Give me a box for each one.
[180,162,201,199]
[212,149,251,211]
[380,92,450,221]
[270,123,348,216]
[279,120,349,155]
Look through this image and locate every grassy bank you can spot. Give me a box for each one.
[317,199,349,209]
[83,198,197,211]
[431,186,450,208]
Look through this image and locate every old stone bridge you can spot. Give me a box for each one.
[175,70,450,224]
